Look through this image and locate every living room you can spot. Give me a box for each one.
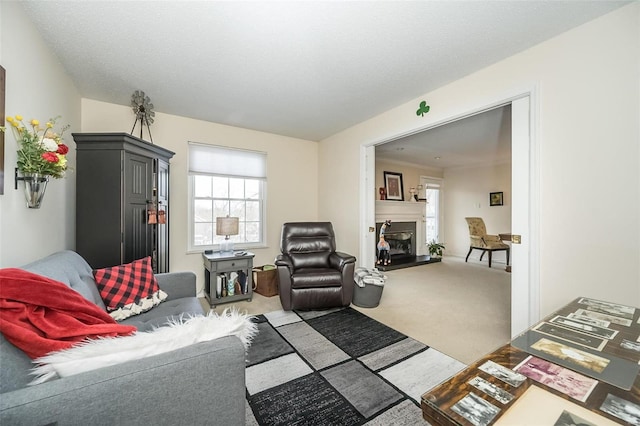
[2,1,637,319]
[1,2,639,424]
[0,2,640,316]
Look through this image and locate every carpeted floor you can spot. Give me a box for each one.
[244,307,466,425]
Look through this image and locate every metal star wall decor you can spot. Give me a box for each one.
[130,90,155,143]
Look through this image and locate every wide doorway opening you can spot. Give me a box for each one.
[360,93,538,339]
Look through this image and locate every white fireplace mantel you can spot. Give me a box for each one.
[375,200,424,222]
[375,200,426,255]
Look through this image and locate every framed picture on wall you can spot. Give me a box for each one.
[490,192,503,206]
[384,171,404,201]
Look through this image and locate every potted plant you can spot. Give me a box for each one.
[428,240,445,258]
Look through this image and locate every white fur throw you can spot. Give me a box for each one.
[29,309,257,385]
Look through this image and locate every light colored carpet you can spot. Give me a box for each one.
[204,255,511,365]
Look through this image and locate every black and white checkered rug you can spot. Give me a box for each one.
[245,307,466,425]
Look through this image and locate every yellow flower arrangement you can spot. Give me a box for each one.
[1,115,70,178]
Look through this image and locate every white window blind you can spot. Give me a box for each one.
[188,143,266,179]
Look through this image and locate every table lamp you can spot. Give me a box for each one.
[216,216,239,253]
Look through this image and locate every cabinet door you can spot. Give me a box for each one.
[123,152,153,264]
[156,158,170,273]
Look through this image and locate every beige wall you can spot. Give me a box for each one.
[444,163,512,260]
[320,4,640,315]
[374,158,511,262]
[374,159,443,202]
[0,2,81,267]
[80,99,318,295]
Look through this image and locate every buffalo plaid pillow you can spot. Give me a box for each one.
[93,257,167,321]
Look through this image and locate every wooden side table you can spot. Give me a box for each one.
[202,251,254,307]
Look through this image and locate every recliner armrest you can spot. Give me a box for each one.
[275,254,294,271]
[329,252,356,270]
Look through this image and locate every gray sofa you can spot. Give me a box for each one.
[1,250,246,426]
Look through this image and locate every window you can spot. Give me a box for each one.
[188,143,266,251]
[421,177,443,244]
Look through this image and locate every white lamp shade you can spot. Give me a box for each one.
[216,217,239,237]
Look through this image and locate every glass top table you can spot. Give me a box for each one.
[421,297,640,425]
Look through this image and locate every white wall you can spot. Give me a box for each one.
[0,2,81,267]
[444,163,511,261]
[319,4,640,315]
[80,99,318,295]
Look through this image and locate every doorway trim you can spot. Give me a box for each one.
[359,86,540,337]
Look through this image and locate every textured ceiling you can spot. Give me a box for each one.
[20,1,627,144]
[377,105,512,169]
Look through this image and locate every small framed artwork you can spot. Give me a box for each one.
[384,171,404,201]
[490,191,503,206]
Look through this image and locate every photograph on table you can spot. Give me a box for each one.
[566,312,611,328]
[478,360,526,388]
[450,392,500,426]
[553,410,600,426]
[549,316,618,340]
[496,386,620,426]
[577,297,636,320]
[532,323,608,351]
[599,394,640,425]
[468,376,514,405]
[530,338,610,374]
[514,355,598,402]
[573,309,632,327]
[620,339,640,353]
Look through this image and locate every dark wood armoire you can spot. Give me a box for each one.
[73,133,174,273]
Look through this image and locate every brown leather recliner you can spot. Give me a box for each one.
[275,222,357,311]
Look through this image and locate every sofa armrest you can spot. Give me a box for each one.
[155,271,197,300]
[1,336,246,426]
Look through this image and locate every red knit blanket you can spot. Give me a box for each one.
[0,268,136,359]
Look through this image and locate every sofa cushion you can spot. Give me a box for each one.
[21,250,106,310]
[120,297,206,332]
[93,257,167,320]
[291,268,342,288]
[0,334,35,393]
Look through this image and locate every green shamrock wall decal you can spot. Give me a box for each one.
[416,101,430,117]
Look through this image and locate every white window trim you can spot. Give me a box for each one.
[186,142,268,253]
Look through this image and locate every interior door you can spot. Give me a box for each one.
[123,152,153,264]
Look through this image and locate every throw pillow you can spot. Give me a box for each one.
[93,257,167,321]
